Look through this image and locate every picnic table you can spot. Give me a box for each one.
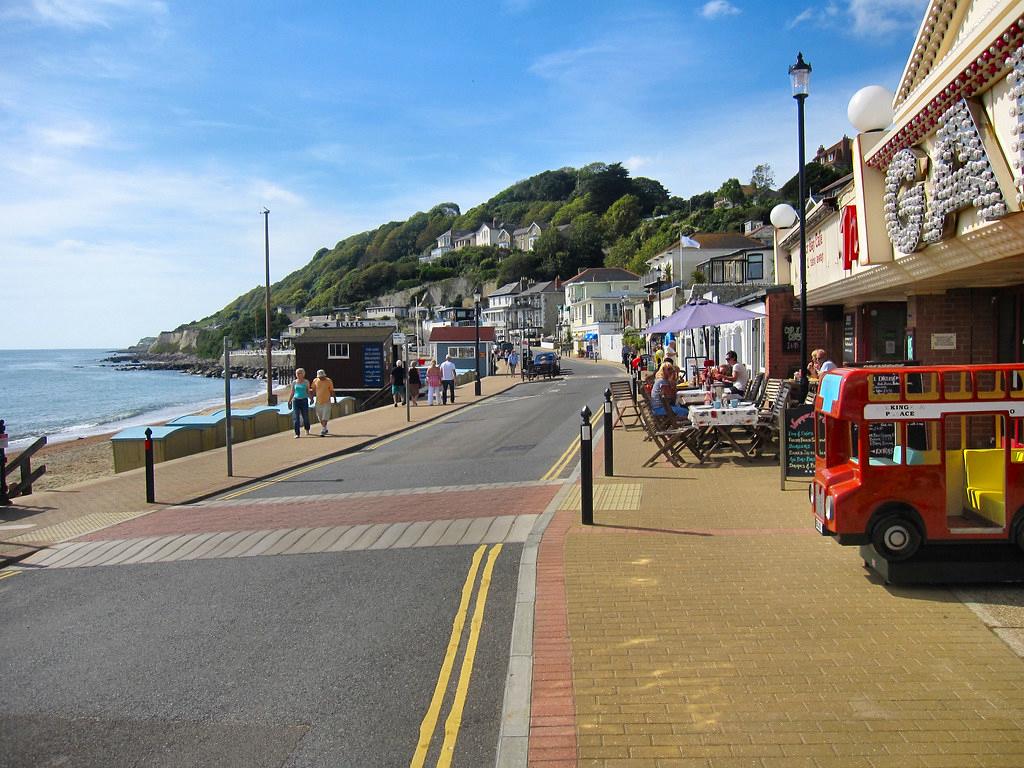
[688,403,759,461]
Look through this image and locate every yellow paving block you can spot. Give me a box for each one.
[9,510,150,545]
[559,483,642,511]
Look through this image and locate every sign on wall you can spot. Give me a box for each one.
[782,323,801,354]
[843,313,855,363]
[930,332,956,350]
[362,343,384,387]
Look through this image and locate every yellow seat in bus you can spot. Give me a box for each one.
[963,449,1005,525]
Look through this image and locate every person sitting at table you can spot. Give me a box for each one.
[651,362,689,419]
[721,350,749,395]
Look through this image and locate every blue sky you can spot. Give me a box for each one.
[2,0,927,349]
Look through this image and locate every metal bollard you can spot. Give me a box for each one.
[580,405,593,525]
[631,369,638,402]
[0,419,10,506]
[603,387,614,477]
[144,427,155,503]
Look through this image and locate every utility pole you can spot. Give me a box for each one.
[262,207,276,405]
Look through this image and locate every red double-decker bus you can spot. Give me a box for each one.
[811,364,1024,561]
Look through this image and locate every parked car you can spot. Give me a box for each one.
[529,351,560,377]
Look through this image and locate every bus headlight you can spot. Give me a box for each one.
[825,495,834,521]
[808,483,815,505]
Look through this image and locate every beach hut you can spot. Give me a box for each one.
[110,426,204,473]
[166,413,228,450]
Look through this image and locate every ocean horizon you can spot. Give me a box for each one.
[1,348,266,449]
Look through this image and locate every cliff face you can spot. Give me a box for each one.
[148,328,201,354]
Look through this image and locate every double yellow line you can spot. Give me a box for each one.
[541,407,602,481]
[411,543,502,768]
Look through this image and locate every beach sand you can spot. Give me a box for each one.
[9,388,288,492]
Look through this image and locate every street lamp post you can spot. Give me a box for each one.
[789,51,812,400]
[261,207,275,405]
[474,290,482,396]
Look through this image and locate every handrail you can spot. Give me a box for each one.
[358,383,393,412]
[4,435,47,500]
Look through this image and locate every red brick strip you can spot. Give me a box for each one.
[529,502,577,766]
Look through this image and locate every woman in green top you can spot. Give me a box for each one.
[287,367,311,437]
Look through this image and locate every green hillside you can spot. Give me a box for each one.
[180,160,847,358]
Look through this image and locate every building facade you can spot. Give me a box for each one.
[563,267,642,359]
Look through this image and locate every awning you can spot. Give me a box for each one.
[583,332,598,341]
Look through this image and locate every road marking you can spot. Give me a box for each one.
[410,545,486,768]
[540,408,601,481]
[438,543,502,768]
[0,571,20,582]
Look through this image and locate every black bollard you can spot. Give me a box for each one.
[631,368,638,402]
[580,405,593,525]
[0,419,10,506]
[603,387,614,477]
[144,427,155,503]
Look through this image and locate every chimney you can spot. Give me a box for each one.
[492,217,498,228]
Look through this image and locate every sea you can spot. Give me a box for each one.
[1,349,265,449]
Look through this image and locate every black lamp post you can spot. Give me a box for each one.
[654,267,664,323]
[789,51,812,400]
[474,290,482,396]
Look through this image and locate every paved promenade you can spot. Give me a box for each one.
[528,417,1024,767]
[0,374,520,565]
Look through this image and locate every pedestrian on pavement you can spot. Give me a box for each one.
[440,354,457,404]
[287,367,311,437]
[621,345,631,371]
[311,369,335,436]
[426,359,442,405]
[507,349,518,377]
[406,363,421,406]
[391,359,406,407]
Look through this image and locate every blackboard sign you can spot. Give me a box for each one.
[782,323,802,354]
[363,343,384,387]
[784,404,815,478]
[871,373,900,396]
[843,313,855,363]
[868,421,896,461]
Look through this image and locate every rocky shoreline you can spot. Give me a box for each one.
[103,352,273,379]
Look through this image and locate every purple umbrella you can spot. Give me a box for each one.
[643,299,763,335]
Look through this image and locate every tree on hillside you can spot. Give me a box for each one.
[717,178,745,206]
[567,213,604,273]
[778,161,849,202]
[631,177,670,216]
[552,194,590,225]
[533,226,570,279]
[602,194,642,242]
[496,252,541,285]
[576,162,633,213]
[750,164,775,199]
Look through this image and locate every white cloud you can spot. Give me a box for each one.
[624,156,652,173]
[849,0,926,37]
[700,0,741,20]
[34,121,104,148]
[25,0,167,29]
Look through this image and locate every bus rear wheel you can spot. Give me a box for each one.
[871,515,921,562]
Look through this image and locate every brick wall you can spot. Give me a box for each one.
[764,286,829,378]
[906,289,997,365]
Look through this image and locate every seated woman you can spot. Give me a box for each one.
[651,362,689,419]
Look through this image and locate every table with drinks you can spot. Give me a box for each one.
[684,387,759,461]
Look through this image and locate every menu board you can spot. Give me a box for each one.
[782,323,801,354]
[843,313,855,363]
[868,421,896,461]
[362,343,384,387]
[784,404,815,478]
[871,373,900,396]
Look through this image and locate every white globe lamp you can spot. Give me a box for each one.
[770,203,798,229]
[848,85,894,132]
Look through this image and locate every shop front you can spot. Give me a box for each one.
[773,1,1024,371]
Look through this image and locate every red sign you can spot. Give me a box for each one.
[840,205,858,270]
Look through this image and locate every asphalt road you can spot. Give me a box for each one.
[0,360,617,768]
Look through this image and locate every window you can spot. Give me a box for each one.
[328,343,349,359]
[850,422,860,464]
[815,412,826,458]
[867,421,898,466]
[448,345,476,358]
[747,254,763,280]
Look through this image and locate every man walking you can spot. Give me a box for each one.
[311,369,335,436]
[440,354,457,405]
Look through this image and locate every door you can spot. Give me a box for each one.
[867,303,906,362]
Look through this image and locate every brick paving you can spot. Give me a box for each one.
[530,421,1024,767]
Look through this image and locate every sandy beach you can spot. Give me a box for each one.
[9,387,289,492]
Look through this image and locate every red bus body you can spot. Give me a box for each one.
[811,365,1024,560]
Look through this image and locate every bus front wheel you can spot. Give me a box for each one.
[871,515,922,561]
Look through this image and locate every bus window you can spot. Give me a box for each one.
[943,370,971,400]
[867,421,898,466]
[1011,369,1024,399]
[905,371,938,401]
[868,373,900,402]
[815,412,826,458]
[976,370,1005,400]
[904,421,940,465]
[850,422,859,465]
